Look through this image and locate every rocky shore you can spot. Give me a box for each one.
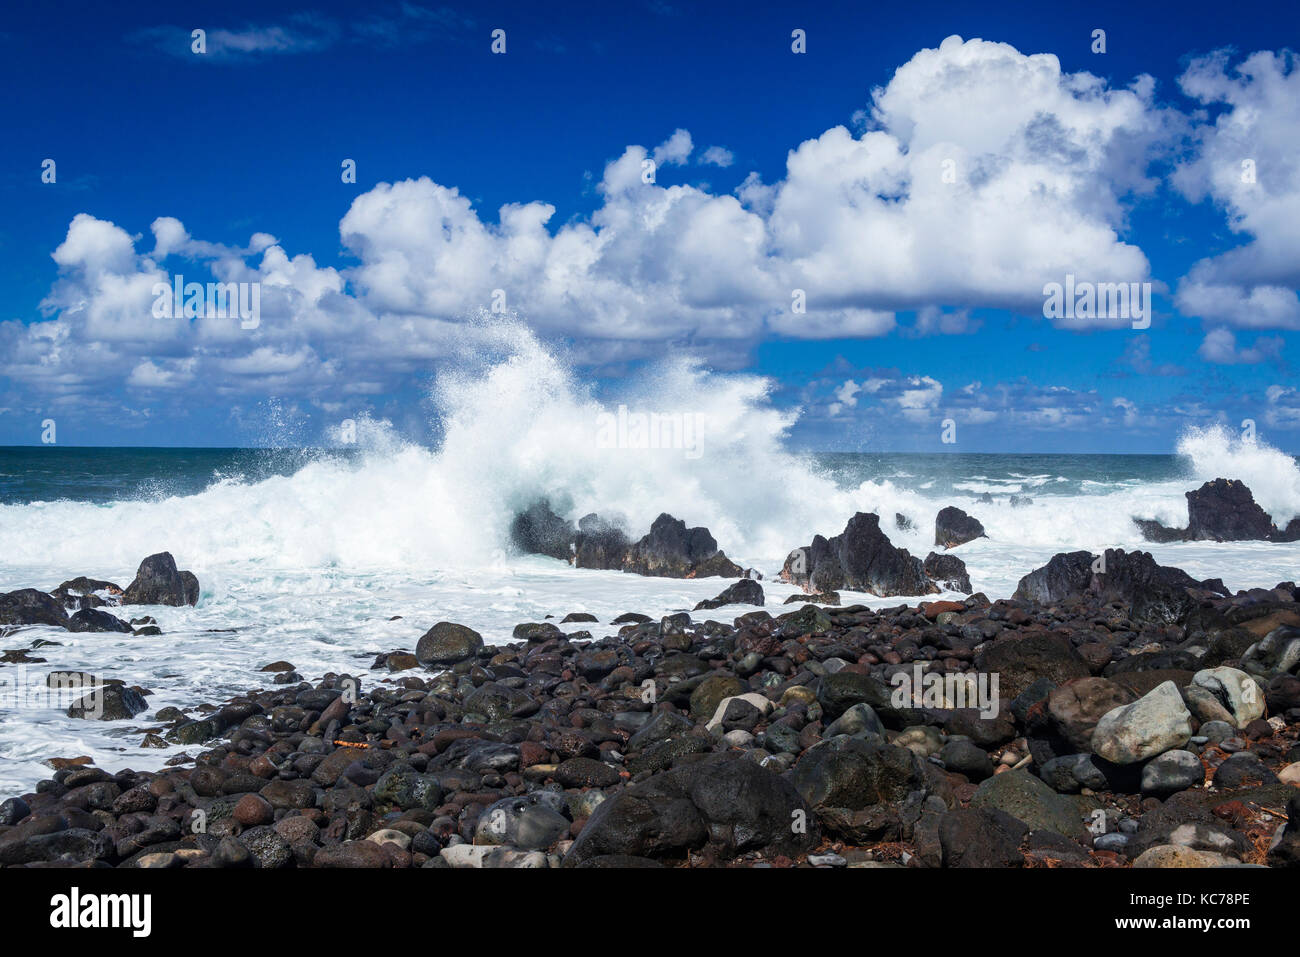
[1,483,1299,869]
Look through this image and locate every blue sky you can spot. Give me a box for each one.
[2,0,1299,452]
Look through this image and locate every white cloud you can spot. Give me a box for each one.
[0,35,1231,408]
[700,146,734,167]
[1197,327,1284,364]
[1173,50,1300,329]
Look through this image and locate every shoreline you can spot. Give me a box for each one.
[2,548,1298,869]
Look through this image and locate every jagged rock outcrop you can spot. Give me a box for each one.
[782,512,937,598]
[572,513,631,570]
[1013,548,1220,624]
[1135,478,1291,542]
[623,514,743,579]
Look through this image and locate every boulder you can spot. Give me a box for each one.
[1090,681,1192,765]
[1140,750,1204,796]
[970,769,1088,839]
[67,608,133,633]
[938,808,1027,867]
[563,753,816,865]
[923,552,972,593]
[1013,548,1212,624]
[694,578,764,610]
[67,684,148,721]
[789,737,926,812]
[415,622,484,667]
[934,506,986,549]
[1190,667,1265,729]
[974,632,1090,700]
[0,589,71,628]
[122,552,199,606]
[1187,479,1276,541]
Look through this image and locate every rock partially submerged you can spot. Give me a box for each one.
[512,506,745,579]
[123,552,199,607]
[1136,478,1296,543]
[934,506,986,549]
[623,513,743,578]
[694,578,764,610]
[782,512,943,597]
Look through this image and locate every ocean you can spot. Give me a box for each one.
[1,362,1299,795]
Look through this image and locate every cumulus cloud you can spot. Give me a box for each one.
[1,34,1273,419]
[1173,49,1300,329]
[1197,327,1285,364]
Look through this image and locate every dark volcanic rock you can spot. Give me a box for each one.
[935,506,986,549]
[67,684,148,720]
[0,589,71,628]
[975,632,1090,700]
[564,753,816,865]
[694,578,764,610]
[510,501,575,560]
[789,737,926,812]
[1013,549,1212,624]
[572,513,632,570]
[923,552,972,593]
[1188,479,1276,542]
[623,513,743,578]
[67,608,133,633]
[122,552,199,606]
[415,622,484,667]
[938,808,1028,867]
[1137,479,1283,543]
[783,512,936,598]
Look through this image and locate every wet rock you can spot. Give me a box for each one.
[623,513,743,579]
[694,578,764,611]
[415,622,484,667]
[934,506,986,549]
[572,513,632,570]
[784,513,935,597]
[1014,549,1209,625]
[122,552,199,606]
[1188,479,1277,541]
[510,501,575,561]
[67,684,148,721]
[0,588,71,628]
[923,552,972,593]
[67,608,133,633]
